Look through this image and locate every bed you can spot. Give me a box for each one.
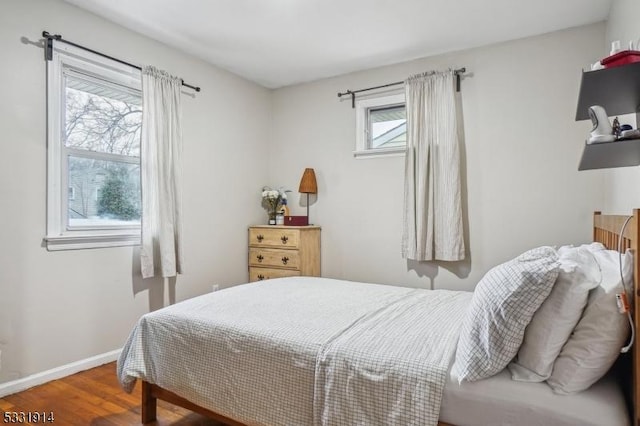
[118,210,640,426]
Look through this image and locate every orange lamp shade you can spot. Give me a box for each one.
[298,168,317,194]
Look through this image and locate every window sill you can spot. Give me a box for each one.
[44,232,141,251]
[353,148,405,159]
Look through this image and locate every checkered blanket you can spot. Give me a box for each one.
[117,277,471,426]
[314,289,470,426]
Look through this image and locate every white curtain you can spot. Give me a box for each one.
[140,66,184,278]
[401,71,465,261]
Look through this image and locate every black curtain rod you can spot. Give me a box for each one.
[42,31,201,92]
[337,67,466,108]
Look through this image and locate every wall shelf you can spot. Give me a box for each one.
[578,138,640,170]
[575,60,640,170]
[575,61,640,121]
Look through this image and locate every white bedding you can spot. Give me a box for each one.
[118,276,630,426]
[118,277,470,426]
[441,368,630,426]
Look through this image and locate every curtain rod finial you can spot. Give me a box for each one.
[42,31,61,40]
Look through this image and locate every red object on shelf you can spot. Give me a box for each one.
[601,50,640,68]
[284,216,308,226]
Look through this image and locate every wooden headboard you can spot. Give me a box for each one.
[593,210,640,426]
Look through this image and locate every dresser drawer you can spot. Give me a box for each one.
[249,267,301,282]
[249,248,300,269]
[248,225,320,282]
[249,227,299,248]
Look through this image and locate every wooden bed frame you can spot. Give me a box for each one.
[140,210,640,426]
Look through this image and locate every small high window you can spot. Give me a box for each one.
[354,93,406,158]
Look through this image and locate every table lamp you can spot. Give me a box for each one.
[298,168,317,225]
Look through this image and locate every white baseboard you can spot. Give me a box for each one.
[0,348,122,398]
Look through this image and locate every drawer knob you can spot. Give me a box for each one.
[256,234,264,242]
[281,235,288,244]
[281,256,289,265]
[257,274,265,280]
[256,254,264,262]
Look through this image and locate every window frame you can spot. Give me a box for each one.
[354,93,406,159]
[45,43,142,251]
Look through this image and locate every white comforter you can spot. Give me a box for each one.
[117,277,471,426]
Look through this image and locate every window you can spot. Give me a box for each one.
[46,43,142,250]
[354,93,406,158]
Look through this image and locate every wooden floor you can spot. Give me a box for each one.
[0,362,224,425]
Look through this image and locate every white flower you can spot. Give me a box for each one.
[261,186,290,215]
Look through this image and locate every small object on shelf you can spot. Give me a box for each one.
[262,186,290,226]
[280,199,290,216]
[620,129,640,140]
[590,61,604,71]
[601,50,640,69]
[587,105,615,144]
[610,40,621,56]
[612,117,621,138]
[298,168,318,225]
[285,216,309,226]
[276,213,284,225]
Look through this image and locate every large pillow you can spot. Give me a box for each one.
[547,243,633,394]
[451,246,560,383]
[508,245,601,382]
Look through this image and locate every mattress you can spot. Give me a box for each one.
[440,368,629,426]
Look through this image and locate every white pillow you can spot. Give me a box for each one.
[547,244,633,394]
[509,245,601,382]
[452,246,560,383]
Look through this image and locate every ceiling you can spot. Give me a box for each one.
[63,0,612,89]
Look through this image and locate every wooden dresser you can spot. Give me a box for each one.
[248,225,321,282]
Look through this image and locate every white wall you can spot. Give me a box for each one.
[269,24,606,291]
[0,0,613,386]
[603,0,640,212]
[0,0,270,384]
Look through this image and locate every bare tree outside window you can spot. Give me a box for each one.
[64,73,142,227]
[46,45,143,250]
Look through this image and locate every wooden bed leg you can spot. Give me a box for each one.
[141,381,157,424]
